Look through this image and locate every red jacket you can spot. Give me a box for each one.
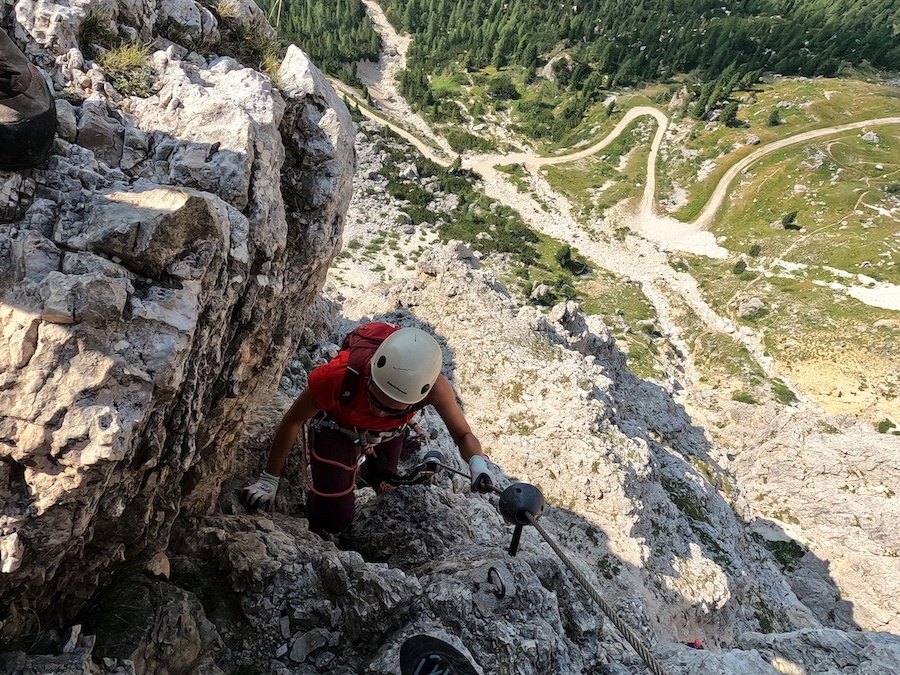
[308,350,420,430]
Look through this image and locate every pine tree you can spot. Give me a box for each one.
[720,101,739,127]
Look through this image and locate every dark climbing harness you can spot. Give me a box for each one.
[299,412,411,498]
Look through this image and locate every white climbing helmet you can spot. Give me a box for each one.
[370,328,442,404]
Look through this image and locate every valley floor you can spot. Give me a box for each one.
[339,4,900,424]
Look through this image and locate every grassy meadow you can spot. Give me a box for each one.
[666,79,900,420]
[659,77,900,223]
[540,117,656,220]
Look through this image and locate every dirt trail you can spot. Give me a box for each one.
[346,15,900,255]
[353,0,453,157]
[693,117,900,231]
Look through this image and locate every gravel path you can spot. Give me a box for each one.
[693,117,900,231]
[338,13,780,390]
[354,0,454,157]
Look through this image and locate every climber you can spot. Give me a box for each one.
[0,27,57,171]
[241,322,497,534]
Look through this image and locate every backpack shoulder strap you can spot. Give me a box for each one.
[338,322,401,402]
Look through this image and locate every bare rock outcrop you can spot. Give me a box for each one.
[0,2,354,640]
[7,497,900,674]
[724,412,900,633]
[320,119,900,671]
[334,240,820,645]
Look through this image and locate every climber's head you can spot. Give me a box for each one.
[370,327,442,405]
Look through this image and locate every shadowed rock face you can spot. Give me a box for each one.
[0,5,355,640]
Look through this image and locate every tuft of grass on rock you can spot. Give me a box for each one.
[98,42,155,97]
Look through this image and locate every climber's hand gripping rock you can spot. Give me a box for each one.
[241,471,280,511]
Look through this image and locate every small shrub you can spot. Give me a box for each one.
[732,260,747,275]
[555,244,572,268]
[554,244,589,274]
[387,181,433,206]
[406,205,433,225]
[444,128,495,154]
[762,538,806,572]
[772,380,797,405]
[755,604,776,633]
[597,554,622,579]
[877,419,897,434]
[720,101,740,127]
[749,244,762,257]
[781,211,799,229]
[55,88,85,104]
[98,42,154,97]
[486,73,518,100]
[660,475,709,524]
[78,8,117,59]
[552,275,577,300]
[732,391,758,404]
[766,109,781,126]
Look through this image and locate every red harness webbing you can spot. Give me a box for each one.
[299,421,364,498]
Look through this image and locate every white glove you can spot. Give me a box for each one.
[241,471,280,511]
[469,455,494,494]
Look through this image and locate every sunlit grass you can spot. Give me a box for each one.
[540,118,654,217]
[98,42,154,97]
[659,76,900,222]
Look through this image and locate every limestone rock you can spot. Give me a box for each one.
[85,186,228,279]
[399,163,419,181]
[0,1,354,642]
[530,282,553,303]
[321,118,900,672]
[3,3,900,674]
[157,0,220,44]
[731,427,900,632]
[54,98,78,141]
[739,297,765,318]
[76,101,124,168]
[548,300,590,350]
[220,0,276,38]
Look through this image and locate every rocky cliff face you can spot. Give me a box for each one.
[0,0,354,642]
[2,2,900,675]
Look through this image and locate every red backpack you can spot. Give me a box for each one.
[337,323,432,411]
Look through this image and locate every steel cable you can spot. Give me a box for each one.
[402,459,669,674]
[526,513,670,675]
